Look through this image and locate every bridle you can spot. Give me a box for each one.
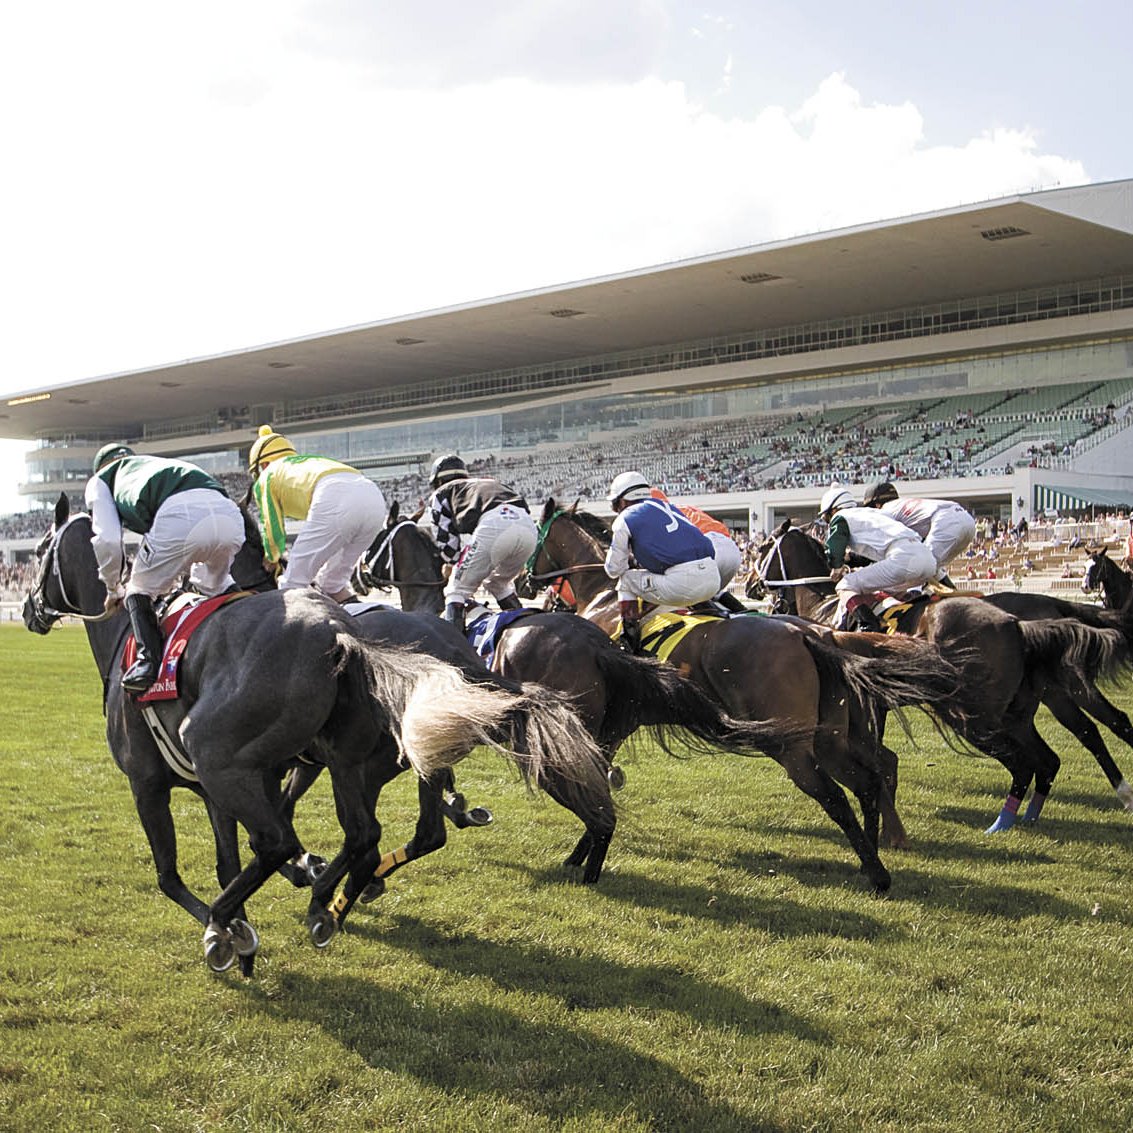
[750,525,836,593]
[520,508,611,591]
[24,514,117,631]
[357,519,445,591]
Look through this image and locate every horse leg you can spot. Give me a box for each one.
[276,763,330,887]
[1045,683,1133,811]
[309,765,383,945]
[130,779,213,926]
[876,743,910,849]
[1016,724,1062,825]
[354,772,453,906]
[202,795,259,977]
[778,748,891,893]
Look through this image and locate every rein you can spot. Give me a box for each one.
[29,515,117,624]
[523,508,610,585]
[752,529,832,588]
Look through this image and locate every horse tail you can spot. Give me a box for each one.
[812,631,963,712]
[593,645,797,759]
[335,635,526,775]
[1018,619,1131,688]
[496,683,617,831]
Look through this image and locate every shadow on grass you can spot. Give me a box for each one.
[247,960,804,1131]
[468,853,894,941]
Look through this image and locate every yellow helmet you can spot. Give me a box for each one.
[248,424,296,472]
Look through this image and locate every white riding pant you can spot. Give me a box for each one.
[924,506,977,577]
[446,504,538,605]
[616,555,720,608]
[279,473,388,596]
[835,539,938,599]
[707,531,743,594]
[126,489,244,599]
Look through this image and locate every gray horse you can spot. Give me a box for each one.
[24,494,610,971]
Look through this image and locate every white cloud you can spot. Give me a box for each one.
[0,5,1092,514]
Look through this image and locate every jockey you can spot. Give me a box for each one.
[649,487,746,611]
[85,443,245,694]
[248,425,388,603]
[818,484,938,631]
[425,453,538,630]
[605,471,719,651]
[862,481,976,588]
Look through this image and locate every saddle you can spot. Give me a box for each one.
[122,591,249,703]
[464,607,539,668]
[866,590,939,635]
[615,608,730,662]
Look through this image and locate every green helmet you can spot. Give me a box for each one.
[92,443,134,473]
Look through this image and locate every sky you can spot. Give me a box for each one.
[3,0,1131,514]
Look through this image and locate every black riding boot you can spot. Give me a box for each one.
[716,590,747,613]
[850,604,883,633]
[618,599,642,654]
[123,593,163,694]
[497,593,522,611]
[443,601,466,631]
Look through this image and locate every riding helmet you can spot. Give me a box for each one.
[863,481,899,507]
[429,453,468,488]
[247,424,297,472]
[607,470,652,505]
[92,443,135,473]
[818,484,856,519]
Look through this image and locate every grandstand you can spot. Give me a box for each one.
[5,179,1133,593]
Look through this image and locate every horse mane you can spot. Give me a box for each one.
[571,508,613,546]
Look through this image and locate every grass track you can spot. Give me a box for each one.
[2,623,1133,1131]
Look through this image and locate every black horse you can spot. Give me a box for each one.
[1084,544,1133,612]
[23,494,606,970]
[748,520,1133,830]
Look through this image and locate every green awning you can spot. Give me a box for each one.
[1034,484,1132,513]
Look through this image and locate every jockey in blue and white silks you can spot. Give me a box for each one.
[604,471,718,649]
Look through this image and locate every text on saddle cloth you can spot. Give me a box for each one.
[122,591,250,703]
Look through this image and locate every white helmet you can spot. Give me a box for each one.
[818,485,856,518]
[607,470,652,505]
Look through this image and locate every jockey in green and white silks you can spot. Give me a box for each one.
[818,484,937,629]
[249,426,387,603]
[86,444,245,693]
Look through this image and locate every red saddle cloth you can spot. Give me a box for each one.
[122,592,248,703]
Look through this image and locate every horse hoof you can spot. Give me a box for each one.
[307,911,338,948]
[465,806,493,827]
[359,878,386,904]
[607,766,627,791]
[445,792,467,813]
[303,853,329,882]
[228,918,260,958]
[203,925,235,973]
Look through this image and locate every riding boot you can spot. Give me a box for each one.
[936,573,956,590]
[497,593,523,611]
[122,593,163,693]
[443,601,466,631]
[849,604,883,633]
[618,599,642,653]
[716,590,747,613]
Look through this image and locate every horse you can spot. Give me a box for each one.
[511,500,971,890]
[354,503,846,885]
[748,520,1132,830]
[1084,544,1133,612]
[23,493,608,971]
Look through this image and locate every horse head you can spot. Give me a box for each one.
[516,499,611,605]
[1083,543,1133,610]
[229,505,278,592]
[352,501,444,612]
[22,492,107,634]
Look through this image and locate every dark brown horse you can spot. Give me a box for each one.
[510,501,968,890]
[749,520,1133,830]
[352,504,822,885]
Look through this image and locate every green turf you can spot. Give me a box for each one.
[2,623,1132,1132]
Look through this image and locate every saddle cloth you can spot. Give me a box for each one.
[465,608,538,668]
[614,609,729,662]
[122,591,249,703]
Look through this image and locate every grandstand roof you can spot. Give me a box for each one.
[6,179,1133,440]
